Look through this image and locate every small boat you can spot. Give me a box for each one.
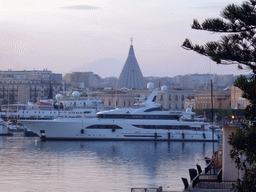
[0,118,13,136]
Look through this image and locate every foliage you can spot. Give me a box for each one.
[1,93,16,105]
[182,1,256,191]
[182,0,256,73]
[9,93,16,104]
[1,99,8,105]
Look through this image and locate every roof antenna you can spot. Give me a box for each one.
[130,37,133,45]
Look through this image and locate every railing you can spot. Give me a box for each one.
[131,186,162,192]
[199,167,222,182]
[189,163,224,189]
[182,161,237,191]
[195,180,236,189]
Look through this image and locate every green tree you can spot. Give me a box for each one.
[9,93,16,104]
[182,1,256,191]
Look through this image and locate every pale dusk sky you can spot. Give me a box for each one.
[0,0,250,78]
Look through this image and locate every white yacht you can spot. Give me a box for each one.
[1,91,104,120]
[20,89,219,141]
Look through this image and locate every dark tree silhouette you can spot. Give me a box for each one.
[182,1,256,191]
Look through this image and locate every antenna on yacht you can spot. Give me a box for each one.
[209,58,215,154]
[211,79,214,154]
[63,81,66,118]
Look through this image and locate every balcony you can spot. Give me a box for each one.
[182,162,236,191]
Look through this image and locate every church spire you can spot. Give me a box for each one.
[129,37,134,55]
[117,39,146,89]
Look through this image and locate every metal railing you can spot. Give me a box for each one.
[131,186,162,192]
[195,180,236,189]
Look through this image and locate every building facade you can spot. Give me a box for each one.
[156,88,201,110]
[195,90,231,109]
[230,85,250,109]
[97,87,200,110]
[63,72,101,89]
[0,69,63,104]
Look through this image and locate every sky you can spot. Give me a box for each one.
[0,0,251,78]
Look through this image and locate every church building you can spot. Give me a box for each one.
[117,40,146,89]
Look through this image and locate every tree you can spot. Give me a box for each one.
[182,1,256,191]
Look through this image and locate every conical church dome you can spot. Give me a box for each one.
[117,43,146,89]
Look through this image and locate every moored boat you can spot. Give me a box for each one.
[0,118,13,136]
[20,89,219,141]
[0,91,104,120]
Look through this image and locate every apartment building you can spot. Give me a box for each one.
[0,69,63,104]
[63,72,101,89]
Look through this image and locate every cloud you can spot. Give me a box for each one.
[61,5,99,10]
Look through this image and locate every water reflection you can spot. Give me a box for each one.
[0,137,222,192]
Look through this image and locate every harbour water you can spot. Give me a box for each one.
[0,134,222,192]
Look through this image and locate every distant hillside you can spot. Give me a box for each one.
[71,58,123,78]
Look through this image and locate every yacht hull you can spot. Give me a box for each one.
[20,118,219,142]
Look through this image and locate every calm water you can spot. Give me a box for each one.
[0,134,222,192]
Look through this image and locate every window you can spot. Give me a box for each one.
[144,108,163,112]
[86,125,122,129]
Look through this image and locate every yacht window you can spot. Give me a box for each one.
[96,114,179,120]
[144,107,163,112]
[86,125,122,129]
[133,125,191,130]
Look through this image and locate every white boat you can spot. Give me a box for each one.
[20,89,219,141]
[0,118,12,136]
[1,92,104,120]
